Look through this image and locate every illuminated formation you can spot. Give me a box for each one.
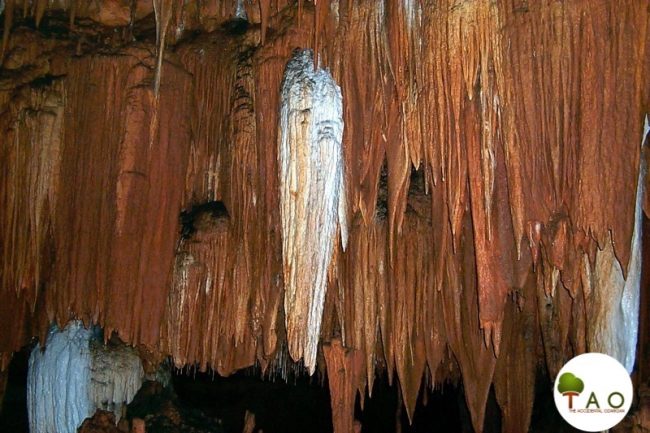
[279,48,347,374]
[27,322,144,433]
[0,1,648,433]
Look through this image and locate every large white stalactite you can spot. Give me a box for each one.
[588,116,649,373]
[27,321,145,433]
[279,49,348,374]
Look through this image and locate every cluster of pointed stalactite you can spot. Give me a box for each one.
[0,1,649,433]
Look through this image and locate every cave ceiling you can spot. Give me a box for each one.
[0,1,649,432]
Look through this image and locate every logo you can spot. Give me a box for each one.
[553,353,633,432]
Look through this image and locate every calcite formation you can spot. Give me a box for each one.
[27,321,144,433]
[0,1,649,432]
[28,322,94,433]
[279,48,347,374]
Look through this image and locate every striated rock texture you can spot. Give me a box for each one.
[0,1,649,432]
[90,339,146,421]
[323,339,363,433]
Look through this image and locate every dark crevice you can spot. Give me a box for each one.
[406,167,429,220]
[180,201,229,239]
[221,18,250,36]
[172,368,332,433]
[375,163,388,221]
[0,346,30,433]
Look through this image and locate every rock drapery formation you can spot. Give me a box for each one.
[0,1,649,432]
[27,321,144,433]
[27,322,95,433]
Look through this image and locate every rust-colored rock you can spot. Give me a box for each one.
[0,1,649,432]
[493,274,539,433]
[323,339,364,433]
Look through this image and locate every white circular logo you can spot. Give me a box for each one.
[553,353,633,432]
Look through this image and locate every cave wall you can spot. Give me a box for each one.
[0,1,649,432]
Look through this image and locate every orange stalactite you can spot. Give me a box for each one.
[441,212,497,433]
[493,273,539,433]
[259,0,270,45]
[334,216,386,396]
[324,339,364,433]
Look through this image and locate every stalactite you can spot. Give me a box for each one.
[378,173,434,422]
[153,0,172,96]
[499,0,648,272]
[259,0,270,45]
[0,47,192,357]
[536,258,573,378]
[384,0,422,255]
[279,49,347,374]
[0,81,63,311]
[333,1,391,226]
[588,131,645,371]
[252,10,310,362]
[441,213,497,433]
[162,31,293,374]
[323,339,364,433]
[89,339,145,421]
[28,321,144,433]
[167,219,227,370]
[493,275,539,433]
[335,216,386,396]
[443,0,512,356]
[61,52,191,348]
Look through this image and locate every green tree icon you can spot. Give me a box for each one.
[558,372,584,409]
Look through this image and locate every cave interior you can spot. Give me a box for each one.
[0,1,649,432]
